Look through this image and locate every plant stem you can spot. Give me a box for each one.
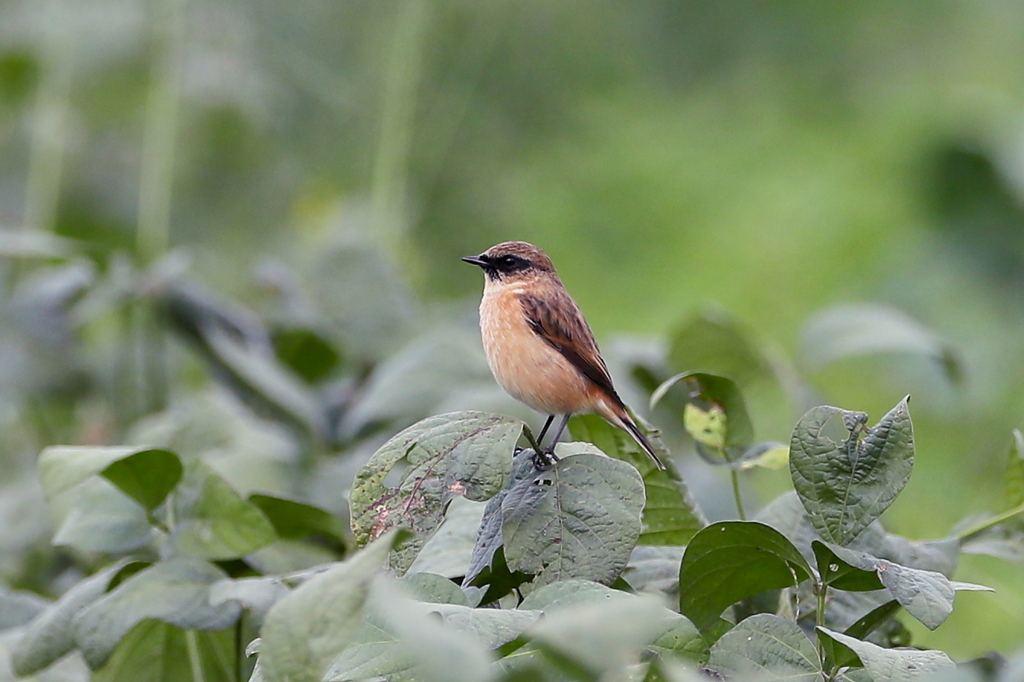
[815,583,827,627]
[185,629,206,682]
[370,0,430,256]
[957,504,1024,543]
[23,0,74,236]
[137,0,186,264]
[730,468,746,520]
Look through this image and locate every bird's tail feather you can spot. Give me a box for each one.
[620,415,666,471]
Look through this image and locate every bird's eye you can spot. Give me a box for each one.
[501,255,517,266]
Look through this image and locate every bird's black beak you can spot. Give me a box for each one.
[461,255,488,268]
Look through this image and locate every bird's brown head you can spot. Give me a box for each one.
[461,241,556,282]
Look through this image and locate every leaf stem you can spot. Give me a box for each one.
[185,629,206,682]
[957,504,1024,543]
[730,468,746,520]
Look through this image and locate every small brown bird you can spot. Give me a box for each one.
[463,241,665,469]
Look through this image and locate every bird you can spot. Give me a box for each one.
[462,240,665,469]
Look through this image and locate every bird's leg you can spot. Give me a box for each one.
[544,414,572,456]
[535,415,555,446]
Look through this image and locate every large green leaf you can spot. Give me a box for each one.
[349,411,522,572]
[678,521,814,632]
[91,620,235,682]
[38,446,177,504]
[789,398,914,546]
[171,460,278,560]
[99,449,183,512]
[13,560,135,676]
[323,580,512,682]
[815,627,955,680]
[247,493,344,542]
[667,309,772,388]
[51,479,156,554]
[570,414,705,545]
[799,304,962,383]
[73,557,240,669]
[527,592,675,676]
[502,445,645,587]
[812,541,991,630]
[257,531,398,682]
[707,614,820,682]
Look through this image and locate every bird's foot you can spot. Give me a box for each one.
[531,448,560,470]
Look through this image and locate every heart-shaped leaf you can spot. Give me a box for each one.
[349,411,522,572]
[790,397,914,546]
[501,445,645,588]
[679,521,814,632]
[570,414,705,545]
[708,614,820,682]
[100,448,183,511]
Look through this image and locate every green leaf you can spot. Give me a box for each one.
[815,627,956,680]
[100,448,182,511]
[271,326,343,384]
[39,446,176,503]
[649,614,710,666]
[171,460,278,560]
[623,545,686,595]
[13,560,135,675]
[349,411,522,572]
[52,479,156,554]
[408,496,486,579]
[397,572,469,606]
[247,493,344,542]
[650,372,754,456]
[208,576,291,629]
[570,414,706,545]
[844,600,902,641]
[73,557,240,669]
[679,521,814,632]
[0,588,48,632]
[789,397,914,546]
[812,541,990,630]
[667,309,772,388]
[91,620,235,682]
[799,304,962,383]
[1007,429,1024,509]
[324,580,517,682]
[258,531,398,682]
[528,592,675,676]
[502,446,645,587]
[708,614,820,682]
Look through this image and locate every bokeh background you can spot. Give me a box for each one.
[3,0,1024,664]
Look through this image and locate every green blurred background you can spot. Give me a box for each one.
[3,0,1024,661]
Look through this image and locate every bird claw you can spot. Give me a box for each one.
[531,448,560,470]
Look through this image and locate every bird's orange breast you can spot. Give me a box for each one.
[478,285,599,415]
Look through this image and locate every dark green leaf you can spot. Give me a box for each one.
[650,372,754,455]
[502,445,645,587]
[39,446,172,503]
[815,627,955,680]
[844,600,902,641]
[790,398,914,546]
[13,560,135,675]
[73,557,240,669]
[350,411,522,572]
[258,531,398,682]
[271,326,342,384]
[100,448,182,511]
[570,414,705,545]
[679,521,813,632]
[813,541,990,630]
[92,620,235,682]
[248,493,344,542]
[171,460,278,560]
[799,304,962,383]
[708,614,820,682]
